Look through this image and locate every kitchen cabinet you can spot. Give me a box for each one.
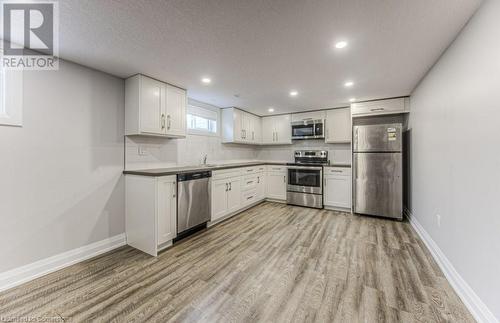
[125,175,177,256]
[291,111,326,122]
[165,84,187,137]
[266,166,287,200]
[351,97,409,117]
[261,115,292,145]
[125,74,186,138]
[222,108,261,144]
[211,178,230,221]
[227,177,242,213]
[211,174,242,221]
[325,107,351,143]
[323,167,351,210]
[256,172,266,200]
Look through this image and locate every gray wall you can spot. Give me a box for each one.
[409,0,499,318]
[0,60,125,272]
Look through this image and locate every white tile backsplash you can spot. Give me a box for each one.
[257,140,351,165]
[126,136,351,170]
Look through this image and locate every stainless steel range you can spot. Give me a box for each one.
[286,150,328,209]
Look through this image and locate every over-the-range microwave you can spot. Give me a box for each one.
[291,119,324,139]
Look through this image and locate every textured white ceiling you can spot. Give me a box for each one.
[59,0,481,115]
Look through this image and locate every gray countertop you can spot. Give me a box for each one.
[123,161,351,176]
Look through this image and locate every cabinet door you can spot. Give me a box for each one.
[256,173,266,200]
[165,85,187,137]
[274,114,292,144]
[232,109,244,142]
[324,175,351,208]
[326,108,351,143]
[267,172,287,200]
[157,176,177,245]
[253,115,262,144]
[261,117,275,144]
[211,178,229,221]
[140,76,165,135]
[227,177,242,213]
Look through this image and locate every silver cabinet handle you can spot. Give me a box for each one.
[229,182,232,191]
[247,181,253,184]
[370,108,384,112]
[283,176,286,183]
[252,131,254,140]
[247,196,253,200]
[276,132,279,142]
[257,176,260,184]
[225,183,228,191]
[167,115,171,129]
[161,114,166,129]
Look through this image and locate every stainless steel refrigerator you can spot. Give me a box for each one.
[353,123,403,220]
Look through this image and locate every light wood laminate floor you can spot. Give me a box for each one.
[0,202,474,322]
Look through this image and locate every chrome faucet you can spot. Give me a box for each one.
[202,154,208,165]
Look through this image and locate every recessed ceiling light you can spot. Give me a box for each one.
[268,108,275,112]
[349,98,356,102]
[344,81,354,87]
[335,41,348,49]
[201,77,211,84]
[289,90,298,97]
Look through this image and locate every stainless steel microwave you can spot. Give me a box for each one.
[291,119,324,139]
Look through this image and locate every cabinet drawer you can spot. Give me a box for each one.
[351,98,409,116]
[212,168,242,180]
[242,175,258,191]
[242,189,257,206]
[266,165,287,173]
[242,166,259,175]
[324,167,351,176]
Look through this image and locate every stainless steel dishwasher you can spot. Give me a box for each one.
[176,171,211,239]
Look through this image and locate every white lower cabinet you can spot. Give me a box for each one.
[126,175,177,256]
[266,166,287,200]
[211,176,242,221]
[227,177,242,213]
[323,167,352,210]
[256,172,266,200]
[211,165,285,224]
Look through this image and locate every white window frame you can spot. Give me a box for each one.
[186,103,219,137]
[0,49,23,127]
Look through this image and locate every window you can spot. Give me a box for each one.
[186,104,218,136]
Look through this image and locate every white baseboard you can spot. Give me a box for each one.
[409,214,498,323]
[0,233,126,293]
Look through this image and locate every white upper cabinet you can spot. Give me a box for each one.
[325,107,351,143]
[351,97,409,117]
[291,111,326,122]
[125,74,187,138]
[222,108,261,145]
[165,84,187,137]
[261,114,292,145]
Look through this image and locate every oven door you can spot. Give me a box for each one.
[287,167,322,194]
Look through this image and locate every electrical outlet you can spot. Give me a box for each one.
[436,214,441,227]
[138,145,148,156]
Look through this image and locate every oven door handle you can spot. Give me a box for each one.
[287,166,323,171]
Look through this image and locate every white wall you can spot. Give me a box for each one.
[409,0,500,319]
[0,60,125,273]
